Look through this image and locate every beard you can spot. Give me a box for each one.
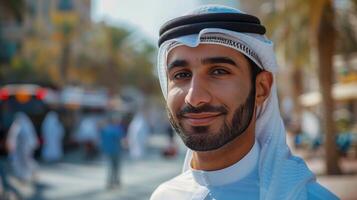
[167,85,256,152]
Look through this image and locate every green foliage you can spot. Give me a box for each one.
[264,0,357,68]
[263,1,312,69]
[1,57,50,84]
[60,22,74,36]
[336,1,357,56]
[0,2,158,95]
[75,23,158,94]
[107,26,131,50]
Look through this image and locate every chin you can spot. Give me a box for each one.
[180,127,229,152]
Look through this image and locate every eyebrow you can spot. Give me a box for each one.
[167,59,189,70]
[201,57,237,67]
[167,56,237,70]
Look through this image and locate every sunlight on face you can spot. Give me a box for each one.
[166,44,256,151]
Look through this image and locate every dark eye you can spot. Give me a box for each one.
[211,68,229,75]
[174,71,191,80]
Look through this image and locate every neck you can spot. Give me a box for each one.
[191,122,255,171]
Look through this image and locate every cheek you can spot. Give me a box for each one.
[211,79,251,115]
[167,86,186,113]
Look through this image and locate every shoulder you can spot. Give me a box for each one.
[307,182,339,200]
[150,171,200,200]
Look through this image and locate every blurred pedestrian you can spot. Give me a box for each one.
[127,110,150,159]
[301,110,321,147]
[76,115,100,159]
[161,124,178,158]
[336,132,352,156]
[6,112,39,182]
[41,111,65,162]
[0,158,21,200]
[100,116,125,189]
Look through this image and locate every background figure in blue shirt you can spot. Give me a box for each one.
[100,115,125,189]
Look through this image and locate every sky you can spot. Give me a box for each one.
[91,0,239,44]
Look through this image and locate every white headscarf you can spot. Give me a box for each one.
[157,5,315,200]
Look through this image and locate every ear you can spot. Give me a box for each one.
[255,71,273,106]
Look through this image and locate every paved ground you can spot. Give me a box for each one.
[2,134,185,200]
[295,150,357,200]
[288,131,357,200]
[1,134,357,200]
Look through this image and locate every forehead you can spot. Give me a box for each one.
[167,44,247,64]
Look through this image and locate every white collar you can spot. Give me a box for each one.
[190,140,260,187]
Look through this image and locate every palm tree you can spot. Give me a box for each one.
[241,0,342,174]
[280,0,341,174]
[315,0,341,174]
[59,21,74,85]
[263,1,311,133]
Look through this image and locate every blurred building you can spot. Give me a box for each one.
[0,0,93,155]
[21,0,91,37]
[0,0,91,61]
[0,2,24,64]
[25,0,92,83]
[0,0,92,84]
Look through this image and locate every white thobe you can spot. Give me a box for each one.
[151,141,338,200]
[127,112,150,159]
[76,116,99,144]
[6,113,39,181]
[41,112,64,162]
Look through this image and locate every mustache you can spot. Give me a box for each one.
[177,104,228,118]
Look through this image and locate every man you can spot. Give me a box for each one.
[127,108,150,160]
[6,112,39,182]
[99,115,125,189]
[151,5,338,200]
[76,113,100,158]
[41,111,65,162]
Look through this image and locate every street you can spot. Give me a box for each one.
[298,152,357,200]
[6,134,185,200]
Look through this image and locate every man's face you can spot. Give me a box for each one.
[166,44,256,151]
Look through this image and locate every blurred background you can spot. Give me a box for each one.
[0,0,356,199]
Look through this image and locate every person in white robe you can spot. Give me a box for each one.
[6,112,39,182]
[127,110,150,160]
[41,111,65,162]
[76,115,100,158]
[151,5,338,200]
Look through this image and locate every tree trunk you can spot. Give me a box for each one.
[291,65,304,132]
[316,0,341,175]
[60,37,70,85]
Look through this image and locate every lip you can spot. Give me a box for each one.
[182,113,223,126]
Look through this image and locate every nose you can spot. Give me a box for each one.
[184,76,212,107]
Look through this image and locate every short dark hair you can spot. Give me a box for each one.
[244,55,263,83]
